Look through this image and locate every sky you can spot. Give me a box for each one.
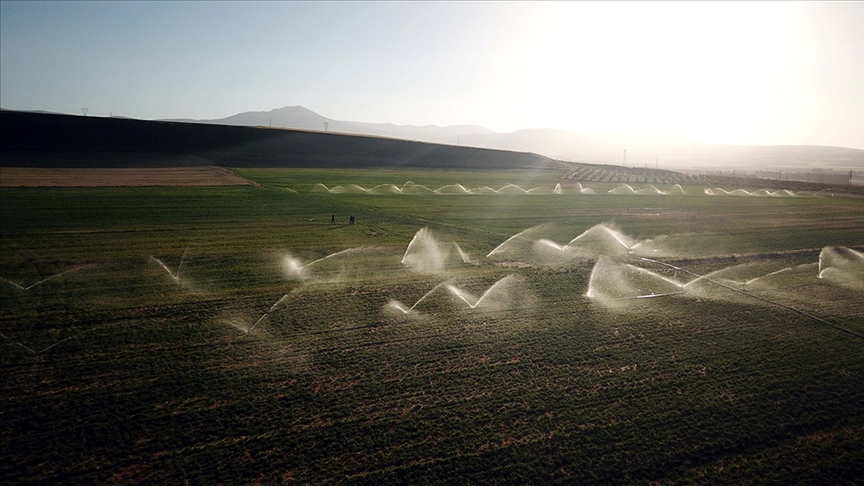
[1,1,863,149]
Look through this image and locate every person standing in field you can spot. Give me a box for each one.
[331,213,335,224]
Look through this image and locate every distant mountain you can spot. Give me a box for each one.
[168,106,862,172]
[166,106,494,145]
[1,110,563,170]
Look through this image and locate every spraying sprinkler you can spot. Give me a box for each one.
[446,276,513,309]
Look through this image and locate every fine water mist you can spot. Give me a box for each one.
[487,223,670,264]
[818,246,864,291]
[453,244,473,264]
[585,257,685,307]
[386,281,449,315]
[401,228,449,273]
[313,181,571,196]
[282,247,369,280]
[401,228,472,273]
[0,332,79,355]
[566,224,658,257]
[1,278,27,291]
[486,224,553,258]
[585,255,836,310]
[445,275,529,312]
[150,249,188,283]
[2,265,91,291]
[705,187,800,197]
[574,182,596,194]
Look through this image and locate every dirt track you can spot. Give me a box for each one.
[0,166,255,187]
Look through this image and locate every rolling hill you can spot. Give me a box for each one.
[167,106,864,172]
[0,110,563,170]
[165,105,494,145]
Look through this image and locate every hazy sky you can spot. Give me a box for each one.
[2,1,862,148]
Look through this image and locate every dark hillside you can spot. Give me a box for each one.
[0,111,564,170]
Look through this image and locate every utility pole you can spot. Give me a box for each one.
[850,170,854,185]
[623,149,627,168]
[81,108,88,116]
[269,118,272,127]
[324,122,328,132]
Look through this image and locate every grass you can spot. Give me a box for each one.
[1,167,863,484]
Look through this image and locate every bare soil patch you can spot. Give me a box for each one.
[0,166,256,187]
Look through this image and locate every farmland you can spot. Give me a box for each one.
[1,167,863,484]
[0,166,255,187]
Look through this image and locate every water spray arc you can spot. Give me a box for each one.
[309,180,857,199]
[285,247,368,278]
[584,257,684,301]
[1,329,90,355]
[150,257,178,281]
[314,181,571,196]
[389,281,449,314]
[489,223,662,263]
[634,292,685,299]
[241,290,297,335]
[816,246,864,289]
[150,249,188,282]
[176,248,188,280]
[487,227,541,258]
[301,248,361,269]
[269,293,292,313]
[1,266,89,291]
[247,313,268,334]
[818,246,863,278]
[401,228,472,272]
[624,263,687,288]
[534,239,568,252]
[453,244,472,264]
[739,267,792,290]
[640,257,864,339]
[2,278,27,291]
[567,224,645,254]
[434,184,471,194]
[574,182,596,194]
[0,332,38,353]
[446,275,514,309]
[705,187,801,197]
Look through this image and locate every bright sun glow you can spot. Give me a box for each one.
[1,1,861,148]
[484,2,786,143]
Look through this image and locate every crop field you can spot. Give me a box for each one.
[563,163,864,197]
[1,167,863,484]
[0,166,256,187]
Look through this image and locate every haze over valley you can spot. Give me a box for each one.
[164,105,864,176]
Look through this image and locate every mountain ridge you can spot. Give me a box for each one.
[4,106,862,171]
[163,106,863,171]
[0,110,563,170]
[164,105,494,144]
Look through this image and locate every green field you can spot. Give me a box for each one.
[2,168,863,484]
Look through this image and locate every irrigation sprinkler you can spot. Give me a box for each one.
[640,258,864,339]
